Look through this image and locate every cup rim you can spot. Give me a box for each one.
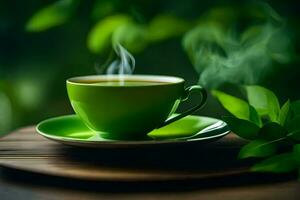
[67,75,185,87]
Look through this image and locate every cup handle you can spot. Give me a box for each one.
[157,85,207,128]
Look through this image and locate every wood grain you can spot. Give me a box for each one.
[0,126,250,182]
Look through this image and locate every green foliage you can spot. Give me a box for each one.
[87,15,132,54]
[249,105,263,127]
[85,14,191,54]
[25,0,194,55]
[258,122,286,140]
[212,89,262,126]
[245,85,280,122]
[26,0,79,32]
[238,139,277,158]
[279,100,291,126]
[214,85,300,174]
[212,90,250,120]
[24,1,294,93]
[222,116,259,140]
[147,15,191,42]
[251,153,298,173]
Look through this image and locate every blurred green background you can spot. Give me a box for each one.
[0,0,299,134]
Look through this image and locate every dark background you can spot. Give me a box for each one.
[0,0,299,133]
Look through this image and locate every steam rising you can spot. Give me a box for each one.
[95,43,135,76]
[183,3,293,89]
[107,44,135,75]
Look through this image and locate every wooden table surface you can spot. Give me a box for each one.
[0,127,299,200]
[0,169,299,200]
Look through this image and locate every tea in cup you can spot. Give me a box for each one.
[67,75,207,139]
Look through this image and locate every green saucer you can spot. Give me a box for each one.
[36,115,230,148]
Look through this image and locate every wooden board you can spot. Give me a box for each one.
[0,126,250,182]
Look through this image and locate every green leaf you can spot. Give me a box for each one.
[258,122,286,140]
[87,15,131,54]
[25,0,78,32]
[287,130,300,141]
[238,139,277,159]
[112,23,148,53]
[251,153,297,173]
[291,100,300,116]
[222,116,260,140]
[245,85,280,122]
[212,90,249,120]
[249,105,262,127]
[148,15,191,42]
[287,115,300,133]
[279,100,291,126]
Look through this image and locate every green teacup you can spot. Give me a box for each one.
[67,75,207,139]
